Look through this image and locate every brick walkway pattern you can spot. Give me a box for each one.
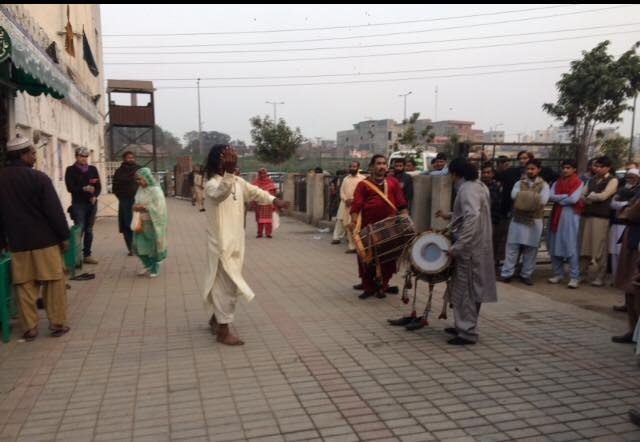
[1,198,639,442]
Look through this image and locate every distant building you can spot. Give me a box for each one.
[483,130,505,143]
[337,119,401,157]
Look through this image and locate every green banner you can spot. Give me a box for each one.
[0,26,11,63]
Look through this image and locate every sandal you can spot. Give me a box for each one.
[70,272,95,281]
[49,325,71,337]
[22,328,38,342]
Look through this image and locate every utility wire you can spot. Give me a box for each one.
[151,64,570,89]
[102,4,576,37]
[104,29,640,65]
[104,22,640,55]
[126,57,577,82]
[103,5,631,46]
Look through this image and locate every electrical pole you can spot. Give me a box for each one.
[266,100,284,122]
[197,78,203,156]
[434,85,438,121]
[629,93,637,162]
[398,91,412,122]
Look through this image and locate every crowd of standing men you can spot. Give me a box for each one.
[329,150,640,348]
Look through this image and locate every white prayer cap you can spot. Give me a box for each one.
[75,147,90,156]
[6,134,32,152]
[626,168,640,177]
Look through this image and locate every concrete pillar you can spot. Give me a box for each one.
[305,172,314,224]
[283,173,296,207]
[411,174,432,233]
[310,172,325,225]
[430,175,452,231]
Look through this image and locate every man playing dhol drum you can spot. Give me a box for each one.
[436,158,497,345]
[349,154,409,299]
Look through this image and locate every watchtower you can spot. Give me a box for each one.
[105,79,157,171]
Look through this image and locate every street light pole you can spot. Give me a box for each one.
[197,78,203,156]
[629,93,637,162]
[398,91,412,122]
[266,100,284,122]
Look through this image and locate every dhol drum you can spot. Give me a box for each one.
[355,215,416,265]
[408,232,452,283]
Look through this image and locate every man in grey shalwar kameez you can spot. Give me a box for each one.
[438,158,497,345]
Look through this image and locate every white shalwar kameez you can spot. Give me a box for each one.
[202,172,275,324]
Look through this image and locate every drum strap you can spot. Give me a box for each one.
[353,179,397,263]
[353,180,399,286]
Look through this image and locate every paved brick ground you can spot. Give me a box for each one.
[1,197,639,441]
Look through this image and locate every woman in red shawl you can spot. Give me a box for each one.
[252,168,278,238]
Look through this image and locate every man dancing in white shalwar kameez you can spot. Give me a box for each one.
[436,158,497,345]
[202,144,288,345]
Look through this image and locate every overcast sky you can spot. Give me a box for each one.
[100,4,640,145]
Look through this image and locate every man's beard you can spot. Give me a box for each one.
[349,170,357,176]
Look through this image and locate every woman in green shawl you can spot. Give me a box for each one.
[133,167,168,277]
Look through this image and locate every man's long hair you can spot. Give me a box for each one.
[204,144,228,179]
[449,157,478,181]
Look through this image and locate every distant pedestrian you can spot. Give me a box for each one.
[112,150,140,255]
[0,135,71,341]
[65,147,101,264]
[252,168,278,238]
[133,168,168,278]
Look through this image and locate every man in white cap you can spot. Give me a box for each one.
[65,146,101,264]
[0,134,71,341]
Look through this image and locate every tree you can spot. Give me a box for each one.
[249,115,304,164]
[599,134,628,170]
[420,124,435,144]
[543,40,640,171]
[183,130,231,156]
[549,143,576,161]
[397,112,420,147]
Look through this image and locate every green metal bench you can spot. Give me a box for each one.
[0,253,16,343]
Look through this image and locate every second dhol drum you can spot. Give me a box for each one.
[408,231,452,283]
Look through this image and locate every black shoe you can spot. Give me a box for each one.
[519,276,533,286]
[629,409,640,427]
[447,336,476,346]
[499,276,512,283]
[386,286,399,294]
[345,249,357,254]
[353,283,363,290]
[127,251,133,256]
[358,292,372,299]
[331,240,341,245]
[612,333,634,344]
[405,318,426,331]
[613,305,628,313]
[388,316,414,326]
[375,292,386,299]
[199,208,206,212]
[36,298,45,310]
[444,327,458,336]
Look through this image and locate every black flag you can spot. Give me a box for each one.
[82,29,99,77]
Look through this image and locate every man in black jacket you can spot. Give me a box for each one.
[112,150,140,255]
[0,135,71,341]
[65,147,101,264]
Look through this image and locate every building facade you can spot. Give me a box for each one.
[0,4,105,213]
